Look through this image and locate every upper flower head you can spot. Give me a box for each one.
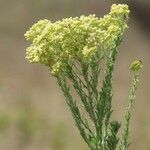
[25,4,130,76]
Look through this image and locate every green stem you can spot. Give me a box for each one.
[119,72,139,150]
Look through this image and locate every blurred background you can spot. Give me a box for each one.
[0,0,149,149]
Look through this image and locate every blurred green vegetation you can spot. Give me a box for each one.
[0,105,68,150]
[50,122,67,150]
[0,113,11,134]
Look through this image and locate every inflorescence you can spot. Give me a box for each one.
[25,4,129,76]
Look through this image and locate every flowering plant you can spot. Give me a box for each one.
[25,4,142,150]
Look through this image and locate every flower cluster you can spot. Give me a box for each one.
[25,4,130,75]
[130,60,143,72]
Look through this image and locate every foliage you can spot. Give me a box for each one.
[25,4,142,150]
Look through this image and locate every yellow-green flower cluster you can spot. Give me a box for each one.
[25,4,130,75]
[130,60,143,72]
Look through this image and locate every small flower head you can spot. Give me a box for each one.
[25,19,50,42]
[51,62,62,76]
[130,60,143,72]
[82,46,97,60]
[110,4,130,20]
